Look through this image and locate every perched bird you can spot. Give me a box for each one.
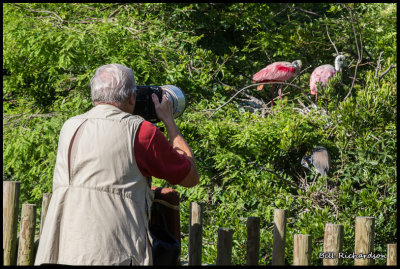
[301,146,331,177]
[252,60,302,107]
[309,55,346,103]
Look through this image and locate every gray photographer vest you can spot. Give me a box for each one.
[35,104,154,265]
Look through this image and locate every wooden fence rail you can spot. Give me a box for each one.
[2,181,397,266]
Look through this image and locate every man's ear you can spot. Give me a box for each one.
[129,92,135,105]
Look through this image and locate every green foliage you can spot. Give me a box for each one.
[3,3,396,265]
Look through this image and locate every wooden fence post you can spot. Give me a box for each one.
[189,202,203,265]
[246,216,260,265]
[216,228,234,265]
[3,181,21,266]
[17,204,37,265]
[323,223,344,265]
[354,216,375,266]
[272,209,287,265]
[387,243,397,266]
[293,234,312,265]
[40,193,52,236]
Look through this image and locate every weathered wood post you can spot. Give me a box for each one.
[246,216,260,265]
[354,216,375,266]
[3,181,21,265]
[272,209,287,265]
[40,193,52,236]
[387,243,397,266]
[216,228,234,265]
[323,223,344,265]
[293,234,312,265]
[189,202,203,265]
[17,204,37,265]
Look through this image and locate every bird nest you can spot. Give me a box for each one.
[295,170,340,219]
[310,186,340,220]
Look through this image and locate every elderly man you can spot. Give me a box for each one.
[35,63,199,265]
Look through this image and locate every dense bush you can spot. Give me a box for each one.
[3,3,396,265]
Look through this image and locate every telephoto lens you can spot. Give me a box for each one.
[133,85,186,123]
[162,85,186,118]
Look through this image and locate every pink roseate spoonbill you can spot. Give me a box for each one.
[309,55,346,103]
[252,60,302,107]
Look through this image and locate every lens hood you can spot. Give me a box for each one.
[162,85,186,118]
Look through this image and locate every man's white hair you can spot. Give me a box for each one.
[90,63,137,104]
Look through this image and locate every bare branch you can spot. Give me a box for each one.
[209,82,315,118]
[379,64,397,80]
[13,3,64,24]
[375,52,384,78]
[354,10,364,62]
[108,6,122,18]
[363,47,374,63]
[290,6,322,17]
[325,23,339,56]
[248,161,299,189]
[282,65,313,92]
[211,50,237,79]
[237,91,265,107]
[4,113,59,120]
[348,7,361,60]
[2,109,63,129]
[99,3,120,12]
[275,4,289,17]
[342,6,363,102]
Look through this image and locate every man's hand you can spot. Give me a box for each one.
[152,89,173,124]
[151,88,199,188]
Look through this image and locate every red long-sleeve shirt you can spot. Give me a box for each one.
[134,121,191,185]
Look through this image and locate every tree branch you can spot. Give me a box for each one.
[343,6,363,102]
[209,82,315,118]
[325,23,339,56]
[379,64,396,80]
[108,6,123,18]
[375,52,384,78]
[249,161,299,189]
[13,3,64,24]
[291,6,322,17]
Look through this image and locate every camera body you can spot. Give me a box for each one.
[133,85,186,123]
